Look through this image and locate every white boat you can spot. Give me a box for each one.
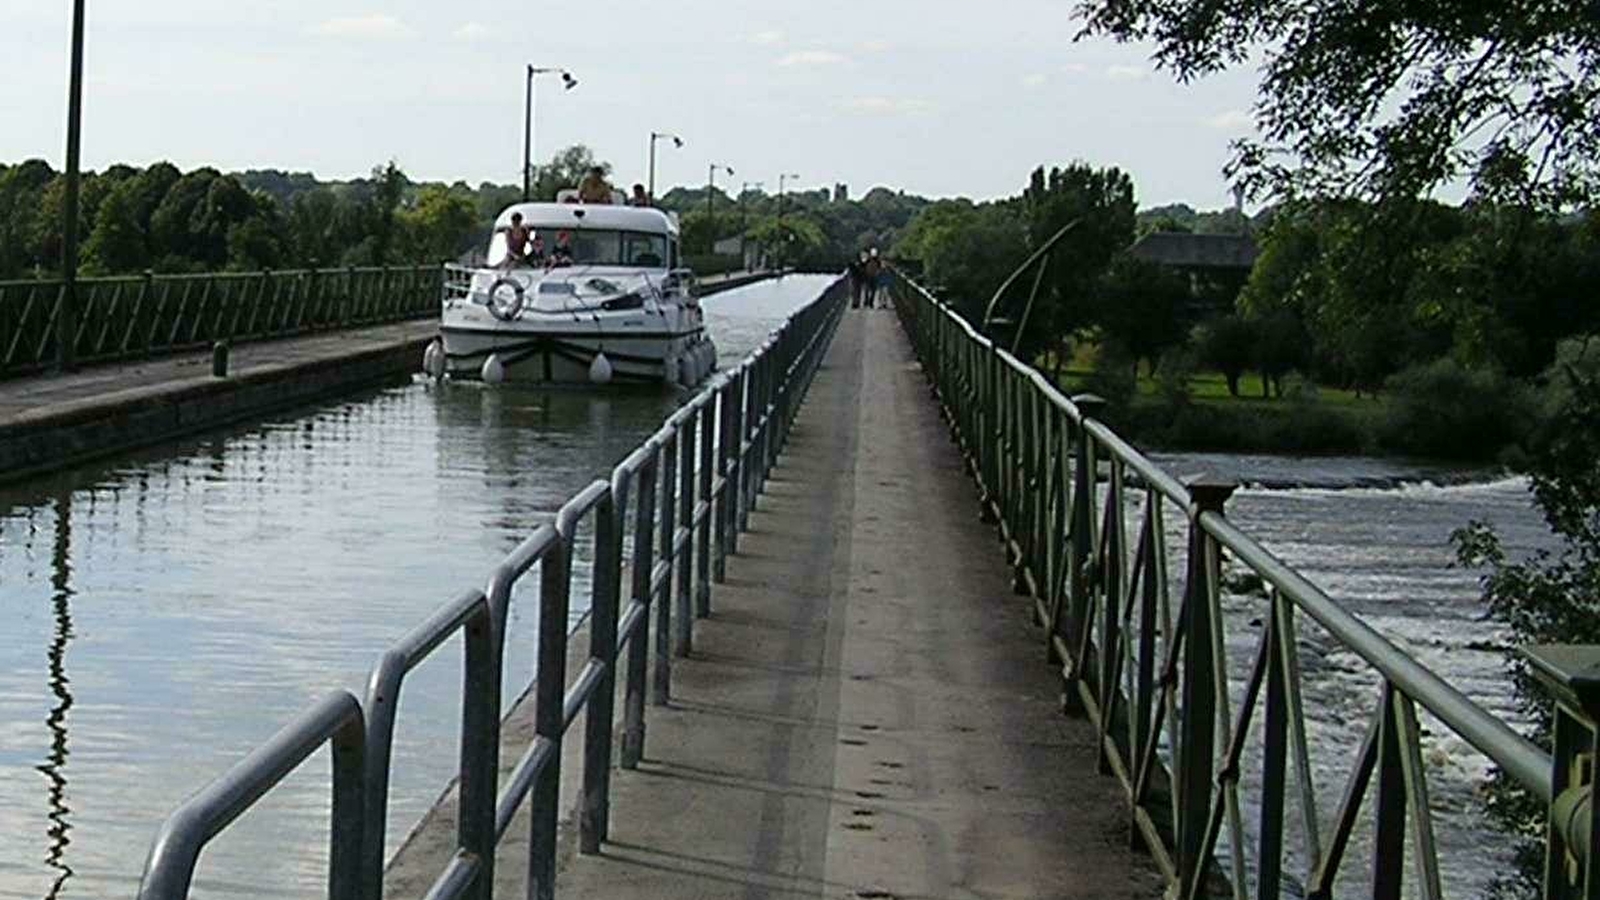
[425,194,718,387]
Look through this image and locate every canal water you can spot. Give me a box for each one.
[0,280,1555,898]
[0,274,834,900]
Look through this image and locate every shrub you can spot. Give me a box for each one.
[1081,340,1138,409]
[1379,357,1530,459]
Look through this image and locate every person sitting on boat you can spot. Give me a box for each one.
[548,230,575,268]
[577,167,615,204]
[629,183,651,207]
[504,212,532,267]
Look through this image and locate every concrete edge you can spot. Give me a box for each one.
[0,337,429,486]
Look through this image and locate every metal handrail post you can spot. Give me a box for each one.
[623,455,658,762]
[696,392,715,615]
[1175,477,1236,897]
[527,528,572,900]
[655,432,678,701]
[458,600,501,900]
[676,411,696,655]
[580,490,621,853]
[713,379,734,581]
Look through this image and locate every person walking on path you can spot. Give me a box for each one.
[862,250,883,308]
[848,255,865,308]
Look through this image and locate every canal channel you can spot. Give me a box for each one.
[0,274,1555,898]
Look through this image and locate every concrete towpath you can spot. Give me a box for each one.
[539,307,1163,898]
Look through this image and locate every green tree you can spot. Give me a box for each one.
[1077,0,1600,207]
[82,179,148,274]
[895,199,1028,323]
[398,185,478,263]
[1017,162,1136,356]
[1094,255,1190,374]
[1198,315,1257,397]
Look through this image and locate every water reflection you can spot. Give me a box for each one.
[42,494,75,900]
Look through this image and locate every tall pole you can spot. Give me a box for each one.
[58,0,87,371]
[522,65,533,200]
[706,164,715,220]
[647,132,682,202]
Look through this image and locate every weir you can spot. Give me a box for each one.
[2,268,1595,899]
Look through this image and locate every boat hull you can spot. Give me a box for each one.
[439,324,714,385]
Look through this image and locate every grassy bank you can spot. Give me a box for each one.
[1047,365,1386,456]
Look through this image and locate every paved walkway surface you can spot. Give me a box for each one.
[538,308,1163,899]
[0,320,435,426]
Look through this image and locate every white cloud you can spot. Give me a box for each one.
[778,49,848,67]
[1062,62,1088,74]
[310,14,410,39]
[859,39,893,52]
[1104,64,1148,80]
[452,21,489,41]
[750,29,785,45]
[839,96,932,116]
[1205,109,1254,130]
[1021,73,1048,88]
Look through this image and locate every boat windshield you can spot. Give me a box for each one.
[487,228,670,268]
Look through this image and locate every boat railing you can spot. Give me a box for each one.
[442,263,477,305]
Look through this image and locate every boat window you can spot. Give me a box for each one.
[486,227,670,268]
[486,231,509,266]
[668,239,679,269]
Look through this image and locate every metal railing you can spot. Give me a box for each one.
[890,269,1595,900]
[135,274,848,900]
[0,264,440,379]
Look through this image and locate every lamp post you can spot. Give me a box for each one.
[776,173,800,267]
[648,131,684,201]
[740,181,763,265]
[523,66,577,201]
[706,163,734,220]
[58,0,87,371]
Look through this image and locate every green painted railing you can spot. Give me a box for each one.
[0,265,441,379]
[891,267,1600,900]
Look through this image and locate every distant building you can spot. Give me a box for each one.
[713,235,761,271]
[1127,231,1260,319]
[1127,232,1259,270]
[833,183,849,203]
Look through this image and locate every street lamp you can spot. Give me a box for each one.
[739,181,764,264]
[58,0,87,371]
[776,172,800,225]
[706,163,734,219]
[523,65,577,201]
[648,131,684,201]
[776,173,800,267]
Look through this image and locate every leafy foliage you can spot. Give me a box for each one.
[1077,0,1600,207]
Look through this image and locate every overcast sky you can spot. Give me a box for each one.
[1,0,1266,208]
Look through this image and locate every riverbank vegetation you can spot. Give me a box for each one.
[0,146,929,280]
[1064,0,1600,895]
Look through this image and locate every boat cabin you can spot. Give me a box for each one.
[485,202,682,270]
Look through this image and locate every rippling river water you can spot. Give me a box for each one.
[0,285,1554,898]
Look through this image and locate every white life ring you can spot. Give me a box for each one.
[486,277,525,321]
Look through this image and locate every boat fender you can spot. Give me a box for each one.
[589,352,614,385]
[704,342,718,374]
[481,353,506,384]
[695,343,710,383]
[423,339,446,379]
[664,354,681,387]
[486,277,525,321]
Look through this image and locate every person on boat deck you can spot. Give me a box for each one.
[504,213,532,266]
[577,167,615,204]
[629,184,651,207]
[549,230,575,267]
